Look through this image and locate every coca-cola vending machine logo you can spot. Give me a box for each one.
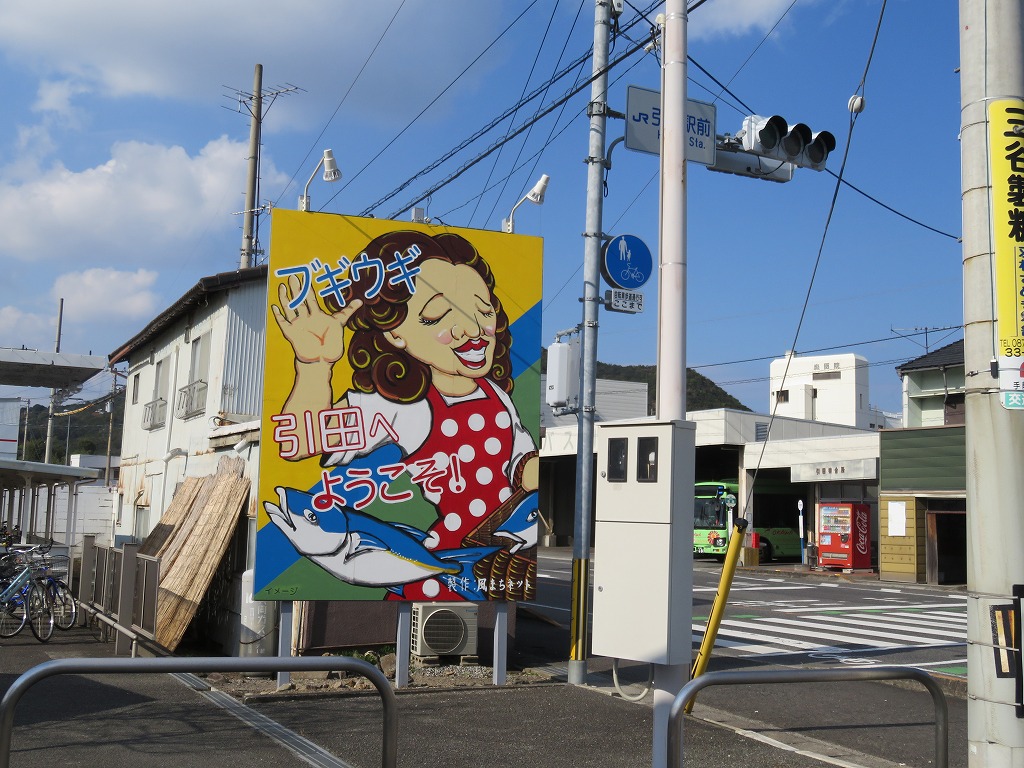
[855,507,869,555]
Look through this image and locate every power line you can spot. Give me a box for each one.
[274,0,408,209]
[327,2,544,214]
[345,2,662,218]
[690,325,963,370]
[383,36,653,220]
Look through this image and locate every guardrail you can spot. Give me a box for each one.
[79,536,159,654]
[0,655,398,768]
[668,666,948,768]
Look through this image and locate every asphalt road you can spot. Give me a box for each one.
[528,550,967,681]
[516,549,969,768]
[0,552,970,768]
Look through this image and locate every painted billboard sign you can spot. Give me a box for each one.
[256,210,543,602]
[989,99,1024,409]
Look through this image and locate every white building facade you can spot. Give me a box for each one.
[769,351,895,429]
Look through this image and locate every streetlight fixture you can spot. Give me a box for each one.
[299,149,342,212]
[502,173,549,233]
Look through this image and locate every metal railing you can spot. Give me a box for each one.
[142,397,168,430]
[78,537,159,654]
[175,379,208,419]
[668,666,948,768]
[0,656,398,768]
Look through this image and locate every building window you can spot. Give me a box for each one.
[143,356,170,430]
[776,390,789,404]
[755,422,769,441]
[812,371,841,380]
[176,333,210,419]
[131,373,140,404]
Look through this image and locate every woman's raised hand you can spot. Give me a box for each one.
[271,273,363,365]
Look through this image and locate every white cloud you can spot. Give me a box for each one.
[0,135,285,268]
[0,306,50,348]
[33,79,89,117]
[689,0,817,40]
[52,268,161,323]
[0,2,502,129]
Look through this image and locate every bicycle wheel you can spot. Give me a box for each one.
[28,583,54,642]
[0,597,26,637]
[49,579,78,630]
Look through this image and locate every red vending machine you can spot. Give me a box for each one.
[817,503,871,569]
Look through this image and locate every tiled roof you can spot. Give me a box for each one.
[895,339,964,375]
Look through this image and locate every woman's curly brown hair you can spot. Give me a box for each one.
[323,230,513,404]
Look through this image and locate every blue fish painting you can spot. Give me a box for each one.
[263,485,497,592]
[493,492,539,554]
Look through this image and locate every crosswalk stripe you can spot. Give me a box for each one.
[780,601,966,613]
[871,612,966,631]
[692,622,831,653]
[917,610,968,620]
[808,613,962,643]
[691,630,791,655]
[716,617,903,648]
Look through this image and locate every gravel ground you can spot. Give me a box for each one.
[199,659,558,702]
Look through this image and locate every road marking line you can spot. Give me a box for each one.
[780,601,966,613]
[690,631,791,655]
[748,615,962,646]
[718,617,903,648]
[809,613,963,643]
[173,675,353,768]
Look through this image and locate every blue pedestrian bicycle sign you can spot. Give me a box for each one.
[602,234,652,290]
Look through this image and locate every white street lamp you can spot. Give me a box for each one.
[502,173,549,233]
[299,149,342,212]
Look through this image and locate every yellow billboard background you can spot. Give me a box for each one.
[256,211,543,601]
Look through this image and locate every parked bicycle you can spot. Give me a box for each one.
[2,539,77,631]
[0,551,54,641]
[33,553,77,630]
[0,522,21,547]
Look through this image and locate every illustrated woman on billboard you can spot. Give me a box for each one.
[270,229,538,600]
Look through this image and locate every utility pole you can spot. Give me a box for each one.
[652,1,689,765]
[19,399,29,461]
[43,298,64,464]
[568,0,612,687]
[232,65,300,269]
[240,64,263,270]
[959,1,1024,764]
[104,374,118,486]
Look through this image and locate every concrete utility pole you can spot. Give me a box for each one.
[43,298,64,464]
[652,1,689,764]
[959,2,1024,764]
[568,0,612,686]
[240,64,263,270]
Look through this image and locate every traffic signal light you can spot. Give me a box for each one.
[740,115,836,171]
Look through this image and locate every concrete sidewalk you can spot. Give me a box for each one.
[1,625,964,768]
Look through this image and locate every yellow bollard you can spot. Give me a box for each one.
[686,517,748,714]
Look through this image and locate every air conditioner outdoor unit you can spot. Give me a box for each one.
[411,603,479,657]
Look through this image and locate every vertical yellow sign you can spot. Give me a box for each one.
[255,211,543,601]
[989,100,1024,407]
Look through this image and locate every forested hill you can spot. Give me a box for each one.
[594,361,750,415]
[18,390,124,464]
[539,347,749,415]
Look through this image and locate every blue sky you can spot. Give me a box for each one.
[0,1,963,416]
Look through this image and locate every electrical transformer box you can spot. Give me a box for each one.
[591,420,695,665]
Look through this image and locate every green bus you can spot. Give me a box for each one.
[693,480,802,561]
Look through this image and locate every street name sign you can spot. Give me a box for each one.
[625,85,716,166]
